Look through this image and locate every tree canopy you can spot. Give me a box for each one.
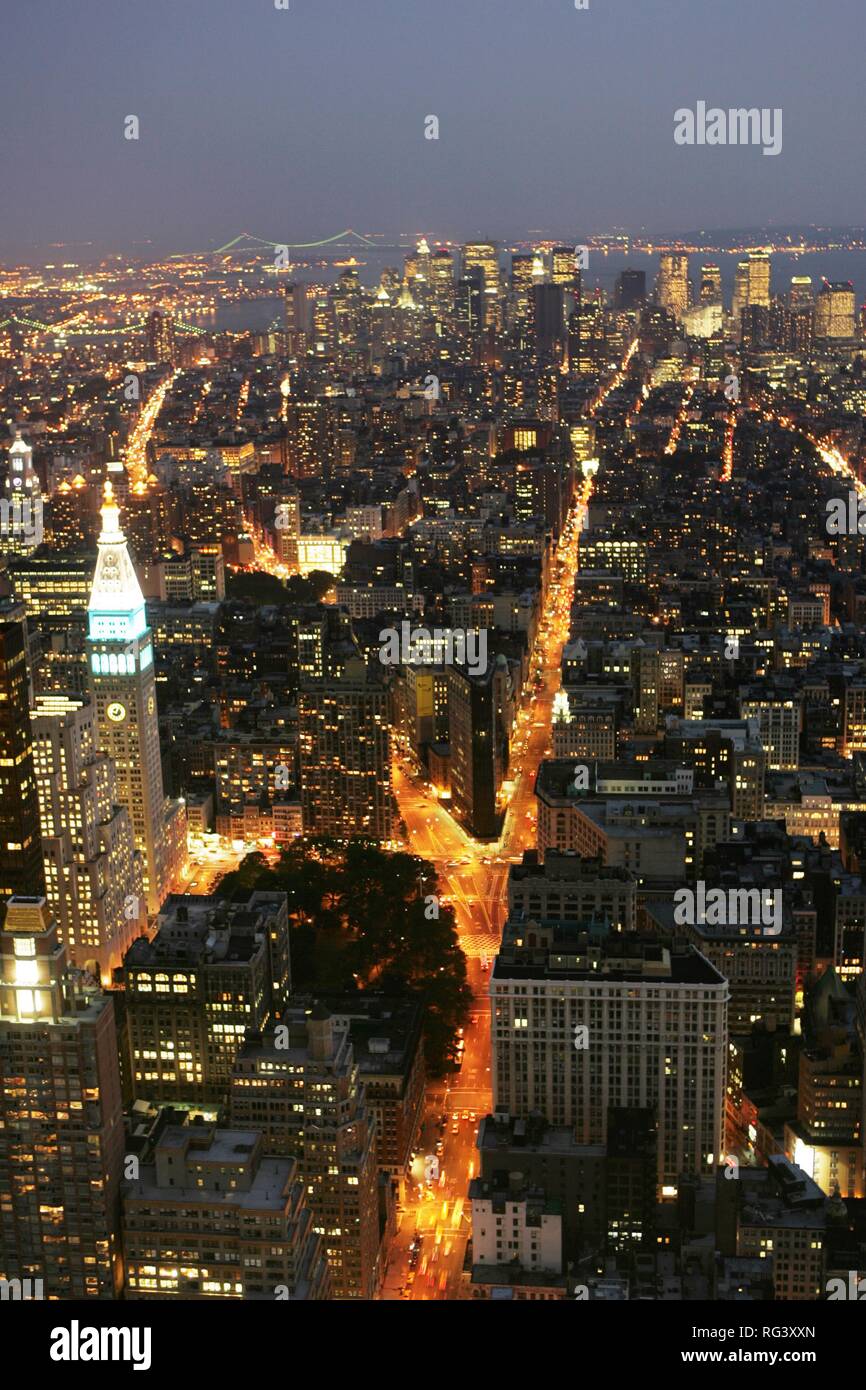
[218,838,473,1073]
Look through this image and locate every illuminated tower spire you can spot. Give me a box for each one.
[87,481,170,913]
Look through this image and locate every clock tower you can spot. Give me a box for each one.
[87,482,170,913]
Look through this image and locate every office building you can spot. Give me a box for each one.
[491,920,728,1188]
[123,1123,330,1300]
[0,896,124,1297]
[0,619,45,919]
[2,433,43,557]
[815,281,856,340]
[31,692,143,982]
[122,892,291,1102]
[86,482,186,913]
[656,253,689,322]
[229,1006,382,1299]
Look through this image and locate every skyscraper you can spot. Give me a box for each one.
[0,618,45,920]
[731,259,750,327]
[747,249,771,309]
[430,248,455,321]
[298,653,393,842]
[815,281,856,340]
[1,433,43,557]
[86,482,184,914]
[31,691,143,982]
[144,308,176,366]
[0,895,125,1298]
[462,242,500,328]
[699,263,721,304]
[656,252,689,322]
[614,269,646,311]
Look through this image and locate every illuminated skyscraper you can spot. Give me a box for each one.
[1,433,43,557]
[747,250,771,309]
[144,308,176,366]
[656,252,689,322]
[283,281,307,357]
[699,263,721,303]
[31,692,143,982]
[229,1006,382,1299]
[462,242,500,328]
[430,249,455,321]
[815,281,856,340]
[510,253,536,331]
[731,260,750,327]
[86,483,184,914]
[0,616,45,921]
[0,895,124,1298]
[551,246,579,291]
[298,654,393,842]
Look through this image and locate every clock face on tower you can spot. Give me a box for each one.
[106,701,127,722]
[147,695,155,715]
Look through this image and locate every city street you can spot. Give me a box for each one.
[384,479,590,1298]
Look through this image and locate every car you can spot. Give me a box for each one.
[435,1140,444,1155]
[451,1122,459,1134]
[469,1111,476,1121]
[461,1110,470,1120]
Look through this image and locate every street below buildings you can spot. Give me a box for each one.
[384,476,591,1298]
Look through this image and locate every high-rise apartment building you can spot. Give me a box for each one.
[0,896,124,1297]
[86,482,185,913]
[298,653,393,842]
[144,308,176,366]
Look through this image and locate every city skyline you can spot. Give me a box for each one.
[2,0,866,1346]
[1,0,864,256]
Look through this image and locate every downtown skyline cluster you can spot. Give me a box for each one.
[2,221,866,1322]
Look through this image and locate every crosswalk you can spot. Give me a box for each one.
[459,932,500,958]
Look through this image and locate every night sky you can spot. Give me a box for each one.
[1,0,862,255]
